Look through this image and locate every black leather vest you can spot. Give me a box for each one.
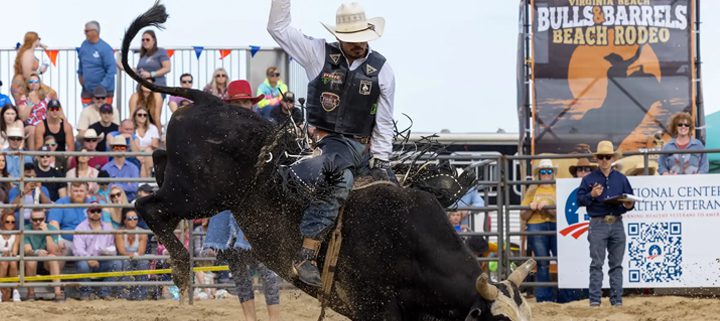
[307,43,386,137]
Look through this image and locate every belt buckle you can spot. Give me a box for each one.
[604,215,616,224]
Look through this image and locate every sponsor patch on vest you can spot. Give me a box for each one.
[320,92,340,112]
[329,53,341,65]
[359,80,373,96]
[321,72,343,85]
[366,64,377,75]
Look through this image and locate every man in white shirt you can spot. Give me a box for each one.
[268,0,395,287]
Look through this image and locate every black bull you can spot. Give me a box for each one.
[124,3,536,320]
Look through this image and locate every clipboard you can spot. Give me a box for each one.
[603,193,644,205]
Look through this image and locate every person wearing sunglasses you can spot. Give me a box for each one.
[34,145,67,202]
[72,202,121,300]
[569,158,598,179]
[78,20,116,107]
[17,73,56,151]
[0,211,20,302]
[77,86,120,140]
[519,159,558,302]
[2,126,33,178]
[256,66,288,120]
[577,140,635,307]
[115,208,149,300]
[658,112,709,175]
[168,73,194,113]
[33,99,75,152]
[129,77,163,135]
[135,30,171,94]
[203,68,229,100]
[131,107,160,178]
[23,208,64,302]
[9,163,52,226]
[100,135,140,201]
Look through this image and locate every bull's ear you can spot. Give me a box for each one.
[464,307,482,321]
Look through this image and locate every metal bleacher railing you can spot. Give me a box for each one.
[1,147,716,301]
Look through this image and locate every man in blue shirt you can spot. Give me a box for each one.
[48,182,95,262]
[577,140,635,308]
[101,136,139,200]
[78,20,116,106]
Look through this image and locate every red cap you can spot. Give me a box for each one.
[225,80,264,104]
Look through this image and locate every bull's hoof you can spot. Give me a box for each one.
[170,259,191,294]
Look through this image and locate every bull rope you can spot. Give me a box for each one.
[317,206,346,321]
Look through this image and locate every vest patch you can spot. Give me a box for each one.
[366,64,377,75]
[321,72,343,85]
[329,53,341,65]
[320,92,341,112]
[359,80,372,96]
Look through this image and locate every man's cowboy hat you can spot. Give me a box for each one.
[532,159,558,176]
[108,135,127,147]
[593,140,622,159]
[6,126,24,138]
[321,2,385,43]
[225,80,264,104]
[569,158,598,177]
[81,128,105,141]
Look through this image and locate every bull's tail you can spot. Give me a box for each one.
[121,1,208,102]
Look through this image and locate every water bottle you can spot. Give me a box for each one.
[168,286,180,300]
[12,289,21,302]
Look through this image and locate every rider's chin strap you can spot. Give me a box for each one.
[317,206,346,321]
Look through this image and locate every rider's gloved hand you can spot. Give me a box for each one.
[370,159,398,184]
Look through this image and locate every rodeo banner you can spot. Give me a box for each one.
[556,175,720,288]
[531,0,696,154]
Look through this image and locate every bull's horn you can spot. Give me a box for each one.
[476,273,499,300]
[507,258,536,286]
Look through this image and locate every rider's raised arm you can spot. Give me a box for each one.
[268,0,326,78]
[370,63,396,162]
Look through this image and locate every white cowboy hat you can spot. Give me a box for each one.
[82,128,105,141]
[532,159,558,176]
[6,126,24,138]
[108,135,127,147]
[321,2,385,43]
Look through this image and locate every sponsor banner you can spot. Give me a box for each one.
[557,174,720,288]
[532,0,695,154]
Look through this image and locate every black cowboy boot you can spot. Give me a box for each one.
[293,238,322,287]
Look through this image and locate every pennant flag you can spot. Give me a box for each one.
[44,49,59,66]
[166,49,175,59]
[219,49,232,60]
[193,46,204,59]
[15,42,21,50]
[75,47,81,55]
[249,45,261,58]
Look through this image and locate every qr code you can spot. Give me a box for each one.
[627,222,683,283]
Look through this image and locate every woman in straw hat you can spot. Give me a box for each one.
[520,159,558,302]
[577,140,635,307]
[658,112,709,175]
[268,0,395,287]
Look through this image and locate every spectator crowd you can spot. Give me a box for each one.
[0,23,303,305]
